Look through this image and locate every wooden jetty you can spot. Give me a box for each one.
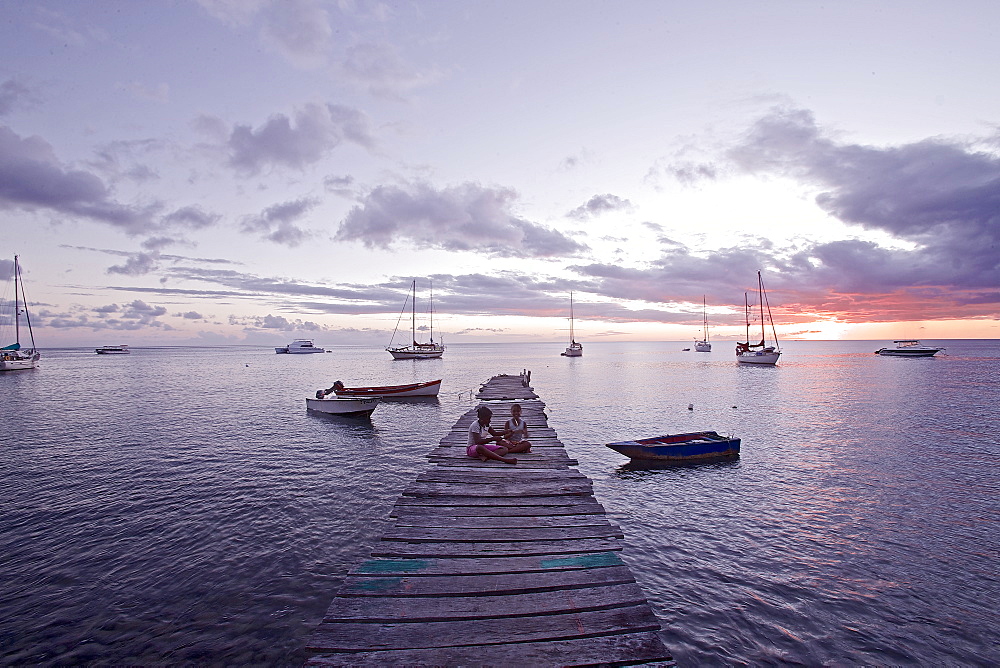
[306,373,673,666]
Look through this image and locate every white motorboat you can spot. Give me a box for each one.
[875,340,944,357]
[736,271,781,365]
[275,339,326,354]
[305,396,380,417]
[561,291,583,357]
[1,255,41,372]
[695,295,711,352]
[96,344,129,354]
[386,280,444,360]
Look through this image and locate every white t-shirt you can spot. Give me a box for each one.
[468,420,491,447]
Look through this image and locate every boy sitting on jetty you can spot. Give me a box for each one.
[467,406,517,464]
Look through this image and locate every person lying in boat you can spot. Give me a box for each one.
[467,405,517,464]
[502,403,532,453]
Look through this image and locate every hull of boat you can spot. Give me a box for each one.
[606,431,740,461]
[737,351,780,364]
[335,379,441,398]
[561,342,583,357]
[96,347,129,354]
[387,348,444,360]
[0,356,39,371]
[306,397,379,416]
[876,348,941,357]
[695,341,711,352]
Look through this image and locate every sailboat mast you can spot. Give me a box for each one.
[429,280,434,343]
[758,271,766,345]
[703,295,709,342]
[13,255,20,346]
[744,291,750,344]
[569,291,575,344]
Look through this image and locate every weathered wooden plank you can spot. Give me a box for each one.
[392,494,603,508]
[381,525,625,543]
[426,458,577,469]
[370,537,624,558]
[390,503,608,518]
[392,514,618,529]
[324,583,651,622]
[347,552,626,576]
[415,468,588,482]
[401,481,593,497]
[306,631,673,667]
[338,565,636,597]
[426,452,577,463]
[308,604,662,651]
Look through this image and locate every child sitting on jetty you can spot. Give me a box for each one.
[502,403,532,453]
[467,406,517,464]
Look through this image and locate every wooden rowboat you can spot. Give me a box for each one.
[322,379,441,398]
[606,430,740,461]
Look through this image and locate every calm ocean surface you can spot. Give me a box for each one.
[1,340,998,666]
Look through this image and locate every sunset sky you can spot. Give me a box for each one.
[1,0,998,347]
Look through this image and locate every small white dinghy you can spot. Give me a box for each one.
[305,396,380,417]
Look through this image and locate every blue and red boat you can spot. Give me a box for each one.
[605,430,740,461]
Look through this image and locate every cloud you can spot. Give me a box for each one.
[195,0,270,27]
[231,313,327,331]
[162,206,221,230]
[324,174,356,198]
[39,299,173,331]
[225,103,376,173]
[336,182,589,258]
[259,0,333,68]
[107,252,162,276]
[197,0,331,68]
[728,106,1000,291]
[0,125,157,233]
[340,42,442,99]
[567,194,634,220]
[0,79,35,116]
[240,197,317,246]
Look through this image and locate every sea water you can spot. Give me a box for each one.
[1,341,997,665]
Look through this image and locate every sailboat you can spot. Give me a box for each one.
[560,291,583,357]
[736,270,781,365]
[1,255,41,371]
[694,295,711,352]
[386,280,445,360]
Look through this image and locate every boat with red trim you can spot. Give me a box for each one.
[318,379,442,398]
[606,430,740,461]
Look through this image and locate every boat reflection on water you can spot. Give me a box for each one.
[613,456,741,476]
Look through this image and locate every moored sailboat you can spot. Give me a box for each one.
[694,295,711,352]
[1,255,41,372]
[387,280,444,360]
[561,291,582,357]
[736,271,780,365]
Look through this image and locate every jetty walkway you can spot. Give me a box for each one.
[305,373,673,666]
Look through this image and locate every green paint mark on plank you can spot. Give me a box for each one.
[540,552,623,569]
[345,577,403,591]
[357,559,430,573]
